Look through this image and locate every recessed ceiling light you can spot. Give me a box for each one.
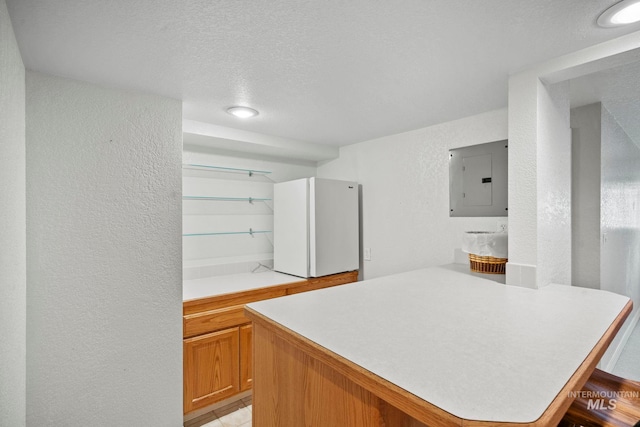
[226,106,259,118]
[598,0,640,27]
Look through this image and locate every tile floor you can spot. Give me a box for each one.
[186,320,640,427]
[184,396,252,427]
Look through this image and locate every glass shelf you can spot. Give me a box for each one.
[183,229,272,237]
[183,196,271,203]
[182,163,272,176]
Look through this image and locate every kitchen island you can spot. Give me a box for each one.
[245,267,632,427]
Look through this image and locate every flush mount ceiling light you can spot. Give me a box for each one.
[226,106,259,118]
[598,0,640,27]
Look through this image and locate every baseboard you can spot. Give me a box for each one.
[602,308,640,372]
[505,262,537,288]
[183,390,252,424]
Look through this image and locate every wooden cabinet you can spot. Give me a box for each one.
[239,324,252,391]
[183,270,358,414]
[184,328,240,413]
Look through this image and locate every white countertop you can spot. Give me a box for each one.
[183,270,303,301]
[247,266,630,423]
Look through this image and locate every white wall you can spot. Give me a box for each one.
[506,73,539,288]
[182,146,316,279]
[571,103,602,290]
[507,31,640,289]
[317,109,508,280]
[600,105,640,300]
[0,0,26,424]
[536,81,572,287]
[26,72,183,426]
[507,76,573,288]
[569,102,640,370]
[599,105,640,369]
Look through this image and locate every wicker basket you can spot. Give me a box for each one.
[468,254,507,274]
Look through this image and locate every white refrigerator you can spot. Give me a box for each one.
[273,177,359,278]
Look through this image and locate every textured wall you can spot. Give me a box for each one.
[505,33,640,288]
[599,104,640,369]
[317,109,508,280]
[569,102,640,370]
[505,73,539,287]
[26,72,182,426]
[536,80,572,287]
[508,77,582,289]
[570,103,602,290]
[0,0,26,425]
[182,147,317,280]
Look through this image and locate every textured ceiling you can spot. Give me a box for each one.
[6,0,640,146]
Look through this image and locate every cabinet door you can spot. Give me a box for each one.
[184,327,239,413]
[240,323,253,391]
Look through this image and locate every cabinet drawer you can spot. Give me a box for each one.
[183,305,249,338]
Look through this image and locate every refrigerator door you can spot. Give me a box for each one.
[309,178,359,277]
[273,178,310,278]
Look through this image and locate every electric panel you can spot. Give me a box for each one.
[449,140,508,217]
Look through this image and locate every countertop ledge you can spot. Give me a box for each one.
[183,263,498,302]
[183,270,303,302]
